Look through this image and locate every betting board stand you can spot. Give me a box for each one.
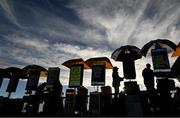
[65,64,84,114]
[89,64,106,115]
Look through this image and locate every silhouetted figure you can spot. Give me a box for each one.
[33,82,46,114]
[43,79,63,115]
[142,63,155,91]
[25,82,46,115]
[112,66,124,98]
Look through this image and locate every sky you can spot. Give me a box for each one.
[0,0,180,97]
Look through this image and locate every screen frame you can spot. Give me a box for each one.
[151,48,171,77]
[69,64,84,88]
[46,67,60,89]
[91,64,106,86]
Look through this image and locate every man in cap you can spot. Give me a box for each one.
[112,66,124,98]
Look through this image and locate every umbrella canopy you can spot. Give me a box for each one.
[172,42,180,57]
[171,56,180,78]
[40,71,48,77]
[85,57,113,69]
[4,67,22,78]
[22,65,47,77]
[4,67,22,94]
[111,45,142,61]
[0,68,4,88]
[62,58,90,69]
[0,68,5,77]
[141,39,177,57]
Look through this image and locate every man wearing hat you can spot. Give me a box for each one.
[112,66,124,98]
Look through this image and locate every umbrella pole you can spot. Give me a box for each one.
[7,92,11,98]
[97,86,99,92]
[74,87,77,111]
[74,88,77,94]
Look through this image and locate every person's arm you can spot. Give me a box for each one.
[119,76,124,81]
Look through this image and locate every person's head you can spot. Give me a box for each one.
[113,66,119,71]
[146,63,151,69]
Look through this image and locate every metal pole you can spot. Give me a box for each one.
[97,86,99,92]
[7,92,11,98]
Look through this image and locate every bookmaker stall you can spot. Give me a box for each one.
[62,58,90,115]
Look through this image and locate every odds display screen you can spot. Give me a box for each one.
[69,64,83,88]
[151,48,171,77]
[91,64,105,86]
[46,67,60,89]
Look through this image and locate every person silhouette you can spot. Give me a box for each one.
[43,79,63,115]
[112,66,124,98]
[24,82,46,115]
[32,82,46,114]
[142,63,155,91]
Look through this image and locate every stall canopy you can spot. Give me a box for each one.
[85,57,113,86]
[62,58,90,88]
[62,58,90,69]
[85,57,113,69]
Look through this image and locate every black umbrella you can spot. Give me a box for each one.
[111,45,142,61]
[4,67,22,97]
[4,67,22,78]
[0,68,5,88]
[141,39,177,57]
[22,65,47,78]
[62,58,90,69]
[0,68,5,76]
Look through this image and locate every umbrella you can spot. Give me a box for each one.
[4,67,22,78]
[62,58,90,69]
[85,57,113,69]
[172,42,180,57]
[141,39,177,57]
[40,71,48,77]
[0,68,5,88]
[111,45,142,61]
[4,67,22,96]
[171,56,180,78]
[0,68,5,77]
[22,65,47,78]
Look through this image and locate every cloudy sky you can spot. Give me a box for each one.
[0,0,180,90]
